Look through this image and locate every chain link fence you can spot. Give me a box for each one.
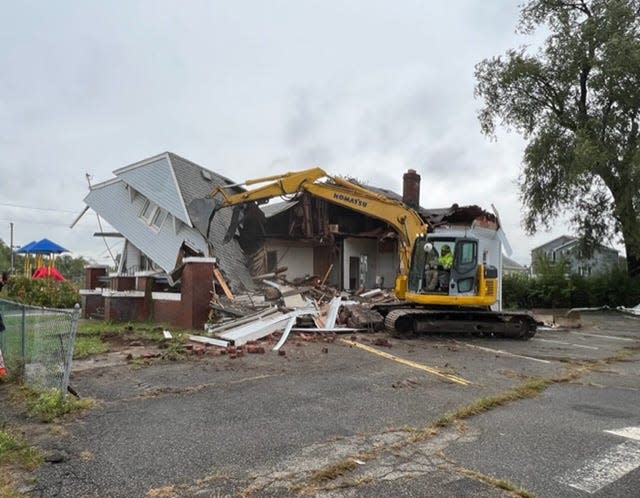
[0,298,80,393]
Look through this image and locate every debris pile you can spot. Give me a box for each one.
[196,271,393,352]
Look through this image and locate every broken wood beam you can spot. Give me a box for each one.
[213,267,234,300]
[320,263,334,286]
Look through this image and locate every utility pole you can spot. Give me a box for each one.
[9,222,14,274]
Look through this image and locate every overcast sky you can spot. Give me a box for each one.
[1,0,594,266]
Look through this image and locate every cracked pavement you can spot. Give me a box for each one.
[12,311,640,497]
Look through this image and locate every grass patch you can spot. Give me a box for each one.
[74,319,177,359]
[22,387,95,423]
[160,334,187,361]
[73,335,110,358]
[0,429,43,470]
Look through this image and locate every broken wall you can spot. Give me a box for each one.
[264,240,314,281]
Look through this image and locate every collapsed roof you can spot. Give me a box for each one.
[83,152,254,289]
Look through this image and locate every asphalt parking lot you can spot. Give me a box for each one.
[25,311,640,497]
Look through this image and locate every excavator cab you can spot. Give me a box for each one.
[407,235,496,300]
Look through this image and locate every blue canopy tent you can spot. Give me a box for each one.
[16,238,69,276]
[16,240,37,254]
[28,239,69,254]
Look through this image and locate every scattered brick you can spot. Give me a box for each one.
[321,347,328,354]
[373,338,392,348]
[278,350,286,356]
[140,352,161,359]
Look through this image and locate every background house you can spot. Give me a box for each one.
[503,256,528,276]
[530,235,619,276]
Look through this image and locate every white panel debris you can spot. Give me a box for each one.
[272,316,299,351]
[189,335,230,348]
[218,307,317,346]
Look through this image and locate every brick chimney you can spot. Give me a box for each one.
[402,169,421,209]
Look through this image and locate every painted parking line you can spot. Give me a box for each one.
[558,427,640,494]
[460,343,551,364]
[571,332,637,342]
[339,339,472,386]
[605,427,640,442]
[533,338,599,350]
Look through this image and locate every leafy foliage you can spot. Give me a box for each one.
[503,264,640,309]
[3,276,80,308]
[476,0,640,276]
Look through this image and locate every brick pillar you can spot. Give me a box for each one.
[180,257,216,329]
[85,265,108,290]
[402,169,421,209]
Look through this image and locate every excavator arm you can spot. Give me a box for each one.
[209,167,428,272]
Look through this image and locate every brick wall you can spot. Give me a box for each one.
[82,258,215,329]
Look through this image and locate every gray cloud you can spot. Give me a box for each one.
[0,1,586,266]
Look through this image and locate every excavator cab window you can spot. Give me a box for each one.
[452,239,478,294]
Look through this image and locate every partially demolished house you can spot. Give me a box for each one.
[255,169,506,293]
[80,155,503,328]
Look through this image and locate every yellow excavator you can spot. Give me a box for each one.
[208,167,537,338]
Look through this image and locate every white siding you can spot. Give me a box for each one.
[84,180,209,274]
[116,155,191,225]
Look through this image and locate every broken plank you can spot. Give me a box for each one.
[320,263,334,286]
[213,267,234,299]
[290,327,362,333]
[210,302,245,317]
[206,306,280,335]
[189,335,229,347]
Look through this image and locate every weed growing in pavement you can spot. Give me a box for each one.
[22,387,95,423]
[0,429,43,469]
[443,463,537,498]
[432,378,552,428]
[160,334,187,361]
[307,459,358,484]
[0,428,44,497]
[294,348,639,495]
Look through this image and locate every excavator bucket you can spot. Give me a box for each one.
[187,197,244,244]
[186,197,222,239]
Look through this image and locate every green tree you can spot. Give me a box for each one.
[475,0,640,277]
[55,254,89,281]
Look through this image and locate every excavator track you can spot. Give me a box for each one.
[382,307,537,339]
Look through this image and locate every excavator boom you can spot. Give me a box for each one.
[209,167,426,273]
